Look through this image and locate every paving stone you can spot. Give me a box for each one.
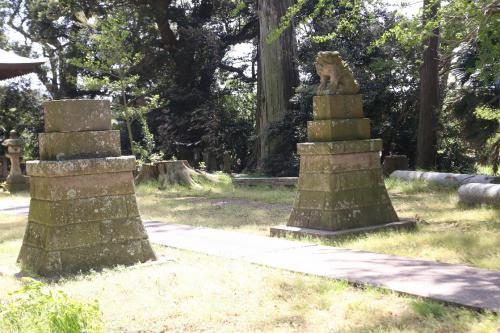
[142,221,500,311]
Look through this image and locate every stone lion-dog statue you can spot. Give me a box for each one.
[315,51,360,95]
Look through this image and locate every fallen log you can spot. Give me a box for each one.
[458,183,500,205]
[390,170,500,186]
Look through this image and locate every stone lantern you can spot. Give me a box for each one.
[2,130,29,192]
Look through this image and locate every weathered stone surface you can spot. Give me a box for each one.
[280,51,402,234]
[297,169,384,192]
[315,51,360,95]
[297,139,382,155]
[299,152,381,173]
[3,130,29,192]
[271,221,416,239]
[308,118,370,142]
[288,203,398,231]
[458,183,500,206]
[30,171,135,201]
[294,187,392,212]
[28,194,139,226]
[27,156,136,177]
[4,175,29,192]
[44,100,111,133]
[313,95,363,119]
[39,130,121,160]
[18,239,155,276]
[22,217,148,251]
[20,99,156,276]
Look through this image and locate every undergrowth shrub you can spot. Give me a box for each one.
[0,281,103,333]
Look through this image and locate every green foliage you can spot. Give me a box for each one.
[208,80,255,172]
[410,300,446,319]
[0,281,103,333]
[296,3,420,164]
[0,81,43,159]
[71,6,158,160]
[474,106,500,174]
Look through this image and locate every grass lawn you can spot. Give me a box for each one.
[136,175,500,270]
[0,176,499,332]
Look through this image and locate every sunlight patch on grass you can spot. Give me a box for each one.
[0,214,26,247]
[136,176,296,205]
[39,248,500,332]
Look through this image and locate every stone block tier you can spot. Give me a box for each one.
[272,52,415,239]
[18,100,156,276]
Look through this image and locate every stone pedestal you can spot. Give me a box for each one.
[2,130,29,192]
[17,100,156,276]
[271,66,414,238]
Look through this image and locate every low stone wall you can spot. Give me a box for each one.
[390,170,500,186]
[232,177,297,187]
[458,183,500,206]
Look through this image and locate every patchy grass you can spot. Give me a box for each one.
[136,176,294,234]
[136,177,500,270]
[0,184,499,332]
[0,191,29,205]
[137,174,296,204]
[0,234,498,332]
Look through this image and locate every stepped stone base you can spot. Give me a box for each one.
[308,118,371,142]
[39,130,121,160]
[4,175,29,192]
[271,220,416,240]
[288,139,399,231]
[18,156,156,276]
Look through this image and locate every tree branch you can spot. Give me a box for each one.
[218,63,255,83]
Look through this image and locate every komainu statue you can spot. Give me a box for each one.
[315,51,360,95]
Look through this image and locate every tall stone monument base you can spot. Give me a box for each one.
[270,140,416,239]
[17,100,156,276]
[271,51,415,240]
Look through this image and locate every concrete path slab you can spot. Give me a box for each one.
[143,221,500,311]
[0,205,29,216]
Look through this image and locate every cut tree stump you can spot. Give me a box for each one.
[135,160,219,188]
[135,163,158,184]
[157,160,219,189]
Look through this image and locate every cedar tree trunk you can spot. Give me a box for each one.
[256,0,299,169]
[416,0,440,169]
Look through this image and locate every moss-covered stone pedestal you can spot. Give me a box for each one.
[17,100,156,276]
[271,61,415,239]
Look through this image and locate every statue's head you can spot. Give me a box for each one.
[315,51,341,72]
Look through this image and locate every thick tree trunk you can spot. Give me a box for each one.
[256,0,299,169]
[135,160,219,189]
[416,0,440,169]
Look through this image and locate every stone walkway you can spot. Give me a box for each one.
[144,221,500,311]
[1,200,499,311]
